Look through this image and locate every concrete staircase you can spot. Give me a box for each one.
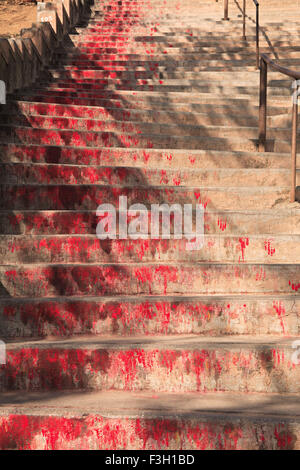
[0,0,300,450]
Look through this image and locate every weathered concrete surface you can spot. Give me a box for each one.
[0,295,299,338]
[1,336,300,394]
[1,391,300,449]
[0,263,299,297]
[0,0,300,450]
[0,235,299,264]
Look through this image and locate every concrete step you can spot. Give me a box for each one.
[0,263,299,297]
[56,48,300,64]
[0,114,264,139]
[70,36,300,49]
[0,145,293,169]
[3,101,292,129]
[53,41,261,51]
[0,234,299,265]
[54,48,300,64]
[0,103,262,128]
[6,97,289,118]
[0,209,299,236]
[1,335,300,393]
[43,66,289,88]
[0,184,295,210]
[1,163,299,187]
[11,88,289,109]
[67,36,300,49]
[0,125,264,152]
[42,62,259,73]
[41,69,269,82]
[1,390,300,449]
[0,109,276,138]
[18,82,291,98]
[55,44,260,54]
[0,123,297,153]
[79,24,300,36]
[41,71,292,94]
[0,294,299,338]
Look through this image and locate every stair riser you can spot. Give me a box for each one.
[6,101,282,118]
[1,165,295,187]
[0,127,265,152]
[59,41,300,56]
[1,297,299,338]
[10,92,289,109]
[1,0,300,452]
[10,84,271,96]
[29,83,291,100]
[80,25,300,35]
[0,145,292,169]
[0,118,296,143]
[16,76,292,93]
[0,109,260,128]
[52,51,300,65]
[61,37,300,47]
[3,84,292,99]
[0,414,297,450]
[57,42,300,52]
[0,186,292,211]
[0,236,299,265]
[1,265,299,297]
[2,344,300,393]
[0,115,264,136]
[41,63,262,73]
[1,210,299,235]
[52,47,278,57]
[1,101,291,125]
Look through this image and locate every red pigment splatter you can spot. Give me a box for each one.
[272,301,286,334]
[217,218,227,232]
[264,239,275,256]
[238,238,249,263]
[289,280,300,292]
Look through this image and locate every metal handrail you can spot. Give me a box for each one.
[223,0,229,21]
[242,0,260,68]
[223,1,260,68]
[259,53,300,202]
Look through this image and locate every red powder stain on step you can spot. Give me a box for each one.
[272,301,286,335]
[160,170,169,185]
[194,191,210,209]
[254,267,266,281]
[264,239,275,256]
[3,306,16,318]
[289,280,300,292]
[274,424,294,450]
[217,218,227,232]
[5,270,17,280]
[238,238,249,263]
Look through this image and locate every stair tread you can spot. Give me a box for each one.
[5,334,300,349]
[1,390,300,419]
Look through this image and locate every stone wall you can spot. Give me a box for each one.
[0,0,92,94]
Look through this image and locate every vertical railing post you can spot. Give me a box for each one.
[291,80,299,203]
[223,0,229,20]
[259,57,267,151]
[242,0,246,40]
[256,2,260,69]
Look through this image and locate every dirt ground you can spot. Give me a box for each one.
[0,0,36,38]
